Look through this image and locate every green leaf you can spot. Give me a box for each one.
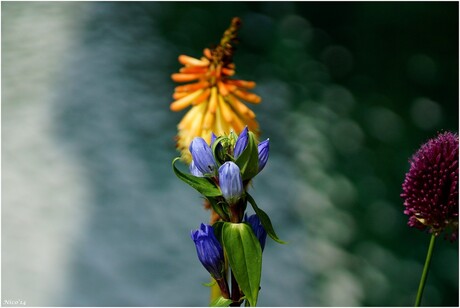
[210,296,233,307]
[246,193,286,244]
[212,221,225,244]
[212,136,228,166]
[235,132,259,181]
[207,198,229,221]
[172,158,222,197]
[221,222,262,307]
[202,279,217,287]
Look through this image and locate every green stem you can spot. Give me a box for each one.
[415,234,436,307]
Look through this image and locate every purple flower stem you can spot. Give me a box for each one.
[230,270,242,306]
[415,234,437,307]
[216,277,231,300]
[230,206,242,223]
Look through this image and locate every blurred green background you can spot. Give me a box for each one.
[2,2,458,306]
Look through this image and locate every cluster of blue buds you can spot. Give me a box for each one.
[192,214,267,281]
[188,127,269,208]
[172,127,281,306]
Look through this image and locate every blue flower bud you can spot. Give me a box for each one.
[233,126,249,159]
[244,214,267,251]
[189,137,217,175]
[189,160,204,177]
[218,161,244,205]
[211,132,217,146]
[191,223,224,279]
[258,139,269,172]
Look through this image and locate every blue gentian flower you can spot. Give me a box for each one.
[211,132,217,146]
[191,223,225,279]
[245,214,267,251]
[189,137,217,175]
[234,127,249,159]
[218,161,244,205]
[258,139,269,172]
[189,160,204,177]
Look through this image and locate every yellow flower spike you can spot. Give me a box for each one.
[208,87,218,114]
[170,89,204,112]
[218,95,233,123]
[203,108,215,130]
[214,107,227,136]
[227,96,253,118]
[175,81,209,93]
[192,88,211,106]
[178,55,209,67]
[233,89,262,104]
[170,17,261,164]
[178,104,202,130]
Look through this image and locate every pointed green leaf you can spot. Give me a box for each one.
[210,296,233,307]
[212,136,228,166]
[212,221,225,244]
[207,198,229,221]
[235,132,259,181]
[246,193,286,244]
[202,279,217,287]
[221,222,262,307]
[172,158,222,197]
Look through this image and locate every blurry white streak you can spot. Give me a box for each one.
[2,2,90,306]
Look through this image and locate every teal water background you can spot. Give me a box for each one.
[2,2,458,306]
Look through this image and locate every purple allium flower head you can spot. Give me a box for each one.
[234,126,249,159]
[218,161,244,205]
[401,131,459,241]
[189,137,217,176]
[258,139,270,172]
[191,223,225,279]
[245,214,267,251]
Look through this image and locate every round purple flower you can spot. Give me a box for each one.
[401,131,459,240]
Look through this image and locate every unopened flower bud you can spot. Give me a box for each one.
[191,224,225,279]
[245,214,267,251]
[189,160,204,177]
[211,132,217,146]
[258,139,270,172]
[218,161,244,205]
[189,137,217,176]
[234,126,249,159]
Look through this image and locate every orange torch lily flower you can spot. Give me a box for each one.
[170,17,261,163]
